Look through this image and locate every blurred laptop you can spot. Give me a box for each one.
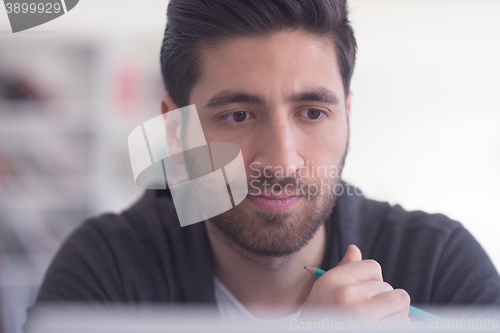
[25,304,500,332]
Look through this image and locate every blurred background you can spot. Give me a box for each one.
[0,0,498,332]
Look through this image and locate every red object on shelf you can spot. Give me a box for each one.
[113,65,142,116]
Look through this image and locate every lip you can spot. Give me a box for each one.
[246,195,301,212]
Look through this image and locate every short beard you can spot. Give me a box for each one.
[207,154,347,258]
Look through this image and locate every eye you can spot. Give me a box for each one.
[296,108,327,120]
[223,111,253,123]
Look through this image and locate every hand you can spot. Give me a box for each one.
[300,244,410,322]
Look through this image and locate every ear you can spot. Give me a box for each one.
[161,95,184,164]
[346,91,352,154]
[346,90,353,117]
[161,94,178,114]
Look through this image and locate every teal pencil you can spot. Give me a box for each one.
[304,267,443,321]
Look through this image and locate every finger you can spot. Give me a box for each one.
[337,244,362,266]
[354,288,411,322]
[331,281,394,306]
[322,259,384,285]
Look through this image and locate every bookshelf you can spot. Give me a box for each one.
[0,35,163,333]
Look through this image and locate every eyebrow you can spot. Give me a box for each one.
[289,88,340,105]
[204,87,340,109]
[205,90,265,108]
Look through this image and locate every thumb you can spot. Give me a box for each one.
[337,244,362,266]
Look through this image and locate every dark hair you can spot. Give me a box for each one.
[160,0,357,108]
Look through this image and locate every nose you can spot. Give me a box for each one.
[253,113,305,178]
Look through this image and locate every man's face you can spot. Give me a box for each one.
[189,29,350,257]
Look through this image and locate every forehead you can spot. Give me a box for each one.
[192,29,345,105]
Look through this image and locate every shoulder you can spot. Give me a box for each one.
[335,182,463,254]
[36,189,214,304]
[337,182,500,304]
[35,190,179,303]
[77,190,173,249]
[56,191,169,266]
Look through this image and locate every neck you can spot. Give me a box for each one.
[205,220,326,318]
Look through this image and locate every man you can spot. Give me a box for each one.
[29,0,500,326]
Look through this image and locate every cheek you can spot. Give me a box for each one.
[199,125,255,174]
[299,124,348,161]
